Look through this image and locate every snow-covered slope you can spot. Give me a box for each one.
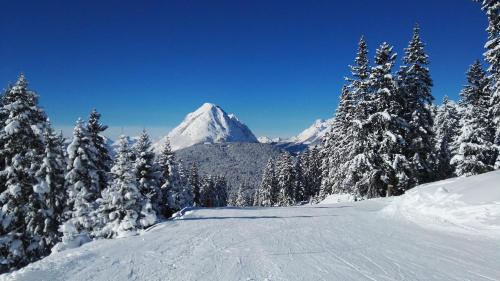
[290,118,334,146]
[155,103,258,151]
[4,171,500,281]
[382,171,500,238]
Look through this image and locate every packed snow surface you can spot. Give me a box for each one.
[3,171,500,281]
[155,103,258,151]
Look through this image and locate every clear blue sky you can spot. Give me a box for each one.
[0,0,488,139]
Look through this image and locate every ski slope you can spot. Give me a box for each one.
[3,171,500,281]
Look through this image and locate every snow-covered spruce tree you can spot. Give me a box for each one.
[227,188,238,207]
[133,130,162,216]
[235,181,253,207]
[320,38,369,199]
[294,153,307,203]
[276,153,296,206]
[0,74,51,271]
[433,96,461,178]
[452,61,496,176]
[86,109,111,193]
[213,175,228,207]
[59,119,101,250]
[155,138,176,215]
[188,163,201,206]
[95,136,155,238]
[319,87,356,198]
[199,175,228,207]
[319,37,376,200]
[478,0,500,168]
[255,158,277,207]
[34,123,67,249]
[200,175,216,207]
[156,138,175,186]
[304,146,322,199]
[397,25,436,185]
[166,161,194,212]
[366,42,411,197]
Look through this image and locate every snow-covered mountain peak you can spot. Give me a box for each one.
[290,118,334,145]
[155,103,258,151]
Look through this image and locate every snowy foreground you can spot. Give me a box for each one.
[3,172,500,281]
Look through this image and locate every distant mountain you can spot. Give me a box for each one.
[155,103,258,151]
[257,118,334,154]
[290,118,334,146]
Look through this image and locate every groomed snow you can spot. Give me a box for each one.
[3,171,500,281]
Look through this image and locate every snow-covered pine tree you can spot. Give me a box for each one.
[452,61,497,176]
[227,188,238,207]
[166,161,194,212]
[294,153,307,203]
[213,175,228,207]
[34,123,67,249]
[319,37,375,200]
[304,147,322,199]
[0,74,51,271]
[366,42,410,197]
[155,138,176,215]
[60,119,101,250]
[200,175,216,207]
[95,136,154,238]
[199,175,228,207]
[255,158,277,207]
[276,153,296,206]
[478,0,500,168]
[235,181,253,207]
[433,96,461,178]
[86,109,111,193]
[397,25,436,185]
[188,163,201,206]
[133,130,162,216]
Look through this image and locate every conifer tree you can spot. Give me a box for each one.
[478,0,500,168]
[133,130,162,215]
[452,61,496,176]
[276,153,296,206]
[95,136,154,238]
[188,163,201,206]
[86,109,111,193]
[434,96,460,178]
[235,181,253,207]
[200,175,216,207]
[166,162,194,212]
[255,158,277,207]
[199,175,228,207]
[320,37,377,200]
[398,25,436,185]
[366,42,410,196]
[304,147,322,199]
[156,139,175,186]
[60,119,101,248]
[294,154,307,203]
[0,74,50,271]
[213,175,228,207]
[34,123,67,248]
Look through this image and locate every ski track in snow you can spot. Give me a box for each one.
[3,172,500,281]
